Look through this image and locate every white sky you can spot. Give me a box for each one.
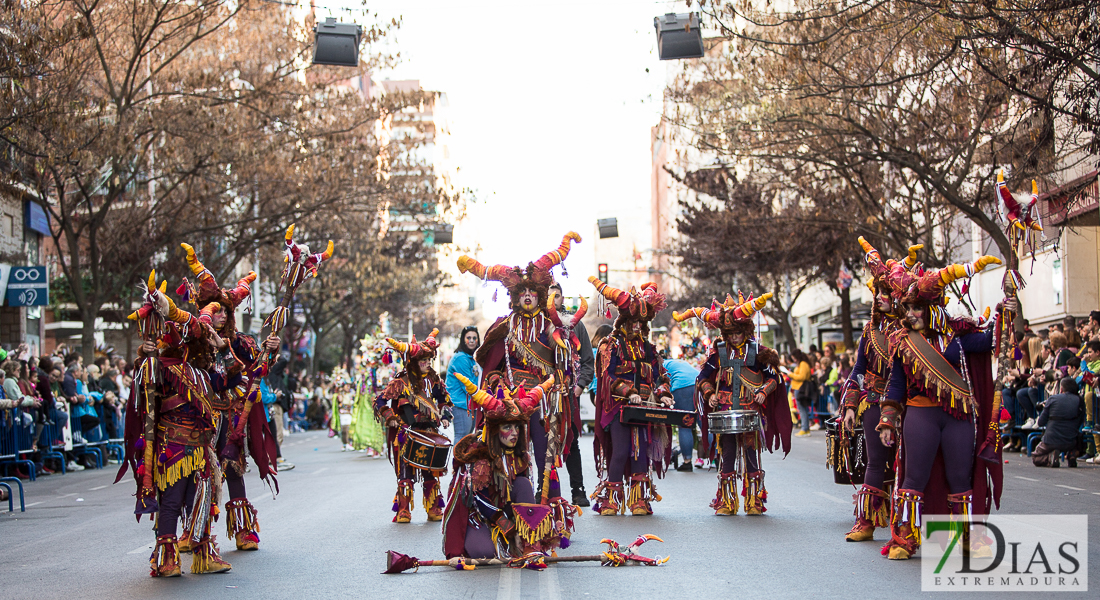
[324,0,691,316]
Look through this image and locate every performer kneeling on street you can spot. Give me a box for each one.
[376,329,452,524]
[589,279,674,516]
[674,293,790,516]
[443,375,573,559]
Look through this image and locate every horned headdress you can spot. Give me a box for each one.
[457,232,581,308]
[589,278,667,330]
[385,328,441,363]
[673,292,771,336]
[453,373,553,425]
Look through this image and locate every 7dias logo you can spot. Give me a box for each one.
[921,515,1087,592]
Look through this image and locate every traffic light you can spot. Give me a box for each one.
[598,263,608,284]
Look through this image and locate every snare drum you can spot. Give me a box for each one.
[401,429,452,471]
[707,410,761,434]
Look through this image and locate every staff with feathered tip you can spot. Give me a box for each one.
[232,224,334,443]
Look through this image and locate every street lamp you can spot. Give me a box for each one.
[653,13,704,60]
[432,224,454,244]
[312,17,363,67]
[597,218,619,239]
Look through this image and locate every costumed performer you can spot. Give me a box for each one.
[836,238,920,541]
[879,255,1007,560]
[673,293,791,516]
[588,279,674,516]
[456,233,582,502]
[442,374,570,559]
[180,243,279,553]
[375,329,453,523]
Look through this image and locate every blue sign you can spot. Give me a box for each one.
[25,201,50,236]
[6,266,48,307]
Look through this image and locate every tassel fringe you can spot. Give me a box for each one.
[854,484,890,528]
[710,474,739,514]
[149,534,180,577]
[155,446,205,492]
[224,498,259,537]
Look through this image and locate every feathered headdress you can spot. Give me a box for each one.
[453,373,553,424]
[673,292,771,335]
[457,232,580,303]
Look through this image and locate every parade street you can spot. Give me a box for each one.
[3,428,1098,599]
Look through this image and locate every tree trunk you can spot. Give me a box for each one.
[82,309,97,364]
[839,286,853,349]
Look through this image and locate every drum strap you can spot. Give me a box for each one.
[716,340,756,401]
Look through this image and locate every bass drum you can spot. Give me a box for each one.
[401,429,452,471]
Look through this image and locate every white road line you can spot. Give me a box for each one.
[813,491,849,505]
[540,563,561,600]
[89,485,107,491]
[1055,484,1086,491]
[497,563,519,600]
[1014,476,1040,482]
[58,492,77,497]
[25,501,44,507]
[312,467,329,475]
[127,544,154,555]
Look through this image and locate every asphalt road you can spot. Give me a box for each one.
[3,427,1098,599]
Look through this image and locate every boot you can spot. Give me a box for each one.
[190,536,232,574]
[225,498,260,551]
[627,474,660,516]
[178,536,193,554]
[882,489,922,560]
[149,534,182,578]
[571,488,591,508]
[423,479,444,522]
[392,479,414,523]
[591,481,624,516]
[710,473,739,516]
[847,484,890,541]
[743,471,767,515]
[947,490,992,558]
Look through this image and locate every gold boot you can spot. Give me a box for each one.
[190,536,232,574]
[710,473,739,516]
[424,479,444,522]
[149,534,182,578]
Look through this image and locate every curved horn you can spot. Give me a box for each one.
[321,240,334,261]
[732,292,772,320]
[533,232,581,271]
[147,270,156,293]
[285,224,296,242]
[546,291,564,327]
[180,243,209,278]
[456,255,517,287]
[454,373,497,410]
[570,297,588,327]
[904,244,924,269]
[937,256,1002,288]
[385,337,409,355]
[588,276,632,310]
[672,306,720,327]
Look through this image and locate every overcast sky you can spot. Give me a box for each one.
[325,0,690,315]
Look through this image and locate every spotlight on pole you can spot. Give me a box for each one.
[653,13,704,60]
[432,224,454,244]
[312,17,363,67]
[597,218,619,239]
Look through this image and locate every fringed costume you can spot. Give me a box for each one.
[375,329,453,523]
[442,375,575,560]
[180,243,279,552]
[674,293,791,516]
[835,238,921,541]
[879,255,1005,560]
[589,279,675,516]
[116,273,236,577]
[458,233,582,504]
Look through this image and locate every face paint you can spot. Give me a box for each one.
[499,422,519,448]
[904,303,927,331]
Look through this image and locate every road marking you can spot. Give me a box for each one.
[25,501,43,507]
[127,544,154,555]
[540,563,561,600]
[312,467,329,475]
[497,563,519,600]
[813,491,848,505]
[1014,476,1040,482]
[1055,484,1085,491]
[89,485,107,491]
[58,493,77,497]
